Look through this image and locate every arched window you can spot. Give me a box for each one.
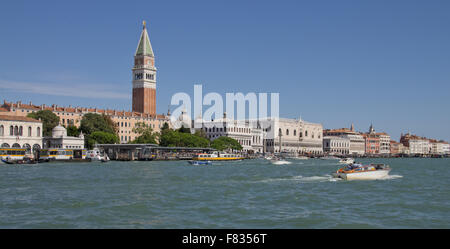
[37,127,41,137]
[279,128,282,136]
[23,144,31,153]
[32,144,41,153]
[294,130,296,136]
[299,132,303,138]
[10,126,13,135]
[0,125,3,136]
[312,132,314,139]
[1,143,10,148]
[305,130,308,137]
[12,143,20,148]
[28,127,32,137]
[286,129,289,136]
[19,126,23,136]
[14,126,18,136]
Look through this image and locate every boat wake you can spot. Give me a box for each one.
[254,174,341,183]
[377,174,403,180]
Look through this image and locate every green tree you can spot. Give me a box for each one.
[27,110,60,136]
[211,136,243,151]
[79,113,117,135]
[129,122,158,144]
[66,125,80,137]
[79,113,118,149]
[159,130,210,148]
[87,131,119,149]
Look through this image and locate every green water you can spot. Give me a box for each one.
[0,158,449,228]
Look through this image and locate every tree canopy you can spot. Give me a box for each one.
[129,122,158,144]
[87,131,119,149]
[66,125,80,137]
[27,110,60,137]
[79,113,117,135]
[79,113,118,149]
[211,136,243,151]
[159,129,210,148]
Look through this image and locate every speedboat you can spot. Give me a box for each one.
[270,157,292,165]
[339,158,355,164]
[293,156,309,160]
[188,160,212,165]
[86,148,110,162]
[333,163,391,180]
[321,156,340,160]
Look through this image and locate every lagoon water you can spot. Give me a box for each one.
[1,158,449,228]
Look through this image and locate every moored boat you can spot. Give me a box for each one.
[333,163,391,180]
[1,156,37,165]
[86,148,110,162]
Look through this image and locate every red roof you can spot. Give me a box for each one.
[0,114,41,123]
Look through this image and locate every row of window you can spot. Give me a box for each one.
[0,143,41,151]
[279,129,321,139]
[204,127,252,133]
[0,125,40,137]
[134,73,154,80]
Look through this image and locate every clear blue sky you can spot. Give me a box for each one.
[1,0,449,142]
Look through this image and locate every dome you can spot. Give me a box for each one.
[178,107,191,128]
[52,125,67,138]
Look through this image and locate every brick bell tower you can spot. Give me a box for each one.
[132,21,156,115]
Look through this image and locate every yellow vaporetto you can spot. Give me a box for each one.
[192,153,244,161]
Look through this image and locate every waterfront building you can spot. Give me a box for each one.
[264,118,323,155]
[378,133,391,155]
[323,124,364,155]
[194,113,262,153]
[400,133,437,155]
[43,125,85,149]
[429,140,449,155]
[361,124,391,156]
[322,136,350,155]
[342,134,365,155]
[442,142,450,155]
[0,114,43,154]
[0,22,170,144]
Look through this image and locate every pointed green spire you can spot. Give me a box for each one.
[135,21,154,57]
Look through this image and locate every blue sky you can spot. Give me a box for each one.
[1,0,449,142]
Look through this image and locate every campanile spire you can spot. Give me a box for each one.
[132,21,157,115]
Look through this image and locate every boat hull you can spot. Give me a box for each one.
[188,160,212,165]
[270,160,292,165]
[337,169,391,180]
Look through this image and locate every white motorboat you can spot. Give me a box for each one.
[289,156,309,160]
[321,156,340,160]
[339,158,355,164]
[333,163,391,180]
[270,157,292,165]
[86,148,110,162]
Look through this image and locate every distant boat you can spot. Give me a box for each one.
[86,148,110,162]
[321,156,340,160]
[290,156,309,160]
[193,152,244,161]
[188,160,212,166]
[333,163,391,180]
[270,157,292,165]
[1,157,37,165]
[339,158,355,164]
